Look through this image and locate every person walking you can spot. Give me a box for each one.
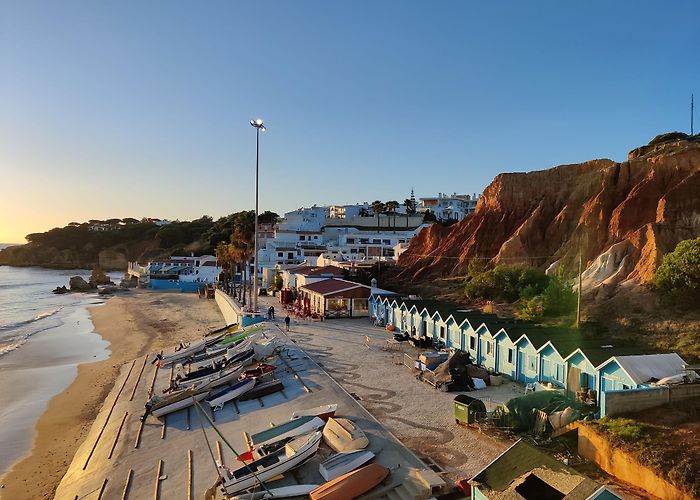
[284,315,290,331]
[270,306,275,319]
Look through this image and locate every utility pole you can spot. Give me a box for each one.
[692,94,695,136]
[576,254,583,328]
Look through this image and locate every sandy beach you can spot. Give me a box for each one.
[0,290,223,500]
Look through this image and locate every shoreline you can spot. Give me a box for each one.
[0,290,223,500]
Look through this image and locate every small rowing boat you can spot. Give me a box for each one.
[145,386,208,418]
[249,415,325,448]
[239,363,277,380]
[219,431,322,495]
[229,484,320,500]
[309,463,390,500]
[291,403,337,421]
[319,450,375,481]
[322,418,369,453]
[239,380,284,402]
[207,378,256,411]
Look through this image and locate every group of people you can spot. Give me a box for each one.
[266,305,291,331]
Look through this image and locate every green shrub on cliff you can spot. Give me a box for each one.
[654,237,700,304]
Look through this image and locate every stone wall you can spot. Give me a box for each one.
[215,289,241,326]
[602,384,700,417]
[577,425,692,500]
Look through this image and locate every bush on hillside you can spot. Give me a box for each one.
[464,265,549,302]
[654,237,700,304]
[648,131,689,146]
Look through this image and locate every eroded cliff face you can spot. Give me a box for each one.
[398,138,700,289]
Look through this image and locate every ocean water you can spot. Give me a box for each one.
[0,265,121,476]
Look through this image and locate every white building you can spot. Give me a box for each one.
[257,205,429,272]
[418,192,480,221]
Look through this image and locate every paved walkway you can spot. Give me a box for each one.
[259,295,513,480]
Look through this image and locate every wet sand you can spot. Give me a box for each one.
[0,290,223,500]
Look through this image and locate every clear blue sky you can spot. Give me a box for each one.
[1,1,698,242]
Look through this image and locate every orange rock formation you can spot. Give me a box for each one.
[398,138,700,289]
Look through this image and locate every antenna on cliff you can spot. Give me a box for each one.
[692,93,695,136]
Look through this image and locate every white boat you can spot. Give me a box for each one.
[158,339,207,365]
[220,431,322,495]
[146,388,208,418]
[250,416,326,448]
[230,485,320,500]
[322,418,369,453]
[253,337,278,361]
[207,378,256,410]
[291,404,338,421]
[319,450,375,481]
[194,364,246,391]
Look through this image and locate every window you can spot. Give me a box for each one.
[287,252,294,259]
[622,384,630,390]
[347,238,355,244]
[350,248,357,254]
[300,235,306,241]
[486,341,493,355]
[469,336,476,350]
[277,252,283,257]
[372,239,381,244]
[527,355,536,372]
[313,235,318,239]
[439,326,445,339]
[360,238,369,244]
[508,348,514,364]
[382,239,391,245]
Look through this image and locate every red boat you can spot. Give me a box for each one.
[239,363,277,380]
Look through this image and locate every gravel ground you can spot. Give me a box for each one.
[262,304,515,481]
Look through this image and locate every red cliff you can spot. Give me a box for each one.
[398,137,700,289]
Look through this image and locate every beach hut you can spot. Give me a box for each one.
[445,313,466,351]
[514,335,539,384]
[494,329,517,380]
[596,353,689,393]
[476,324,497,371]
[536,342,566,388]
[564,348,598,393]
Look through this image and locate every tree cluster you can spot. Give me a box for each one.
[654,237,700,305]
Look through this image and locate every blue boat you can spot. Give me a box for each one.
[207,378,256,410]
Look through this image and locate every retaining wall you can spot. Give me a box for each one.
[215,289,241,326]
[602,383,700,417]
[577,424,692,500]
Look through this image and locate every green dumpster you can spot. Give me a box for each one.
[454,394,487,426]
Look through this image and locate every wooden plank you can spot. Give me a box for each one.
[134,418,145,449]
[216,440,223,465]
[147,351,162,398]
[96,477,108,500]
[108,411,129,459]
[187,449,193,500]
[154,459,163,500]
[83,359,136,470]
[160,415,167,439]
[129,355,149,401]
[121,469,133,500]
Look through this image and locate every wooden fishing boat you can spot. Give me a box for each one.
[252,337,278,360]
[178,349,254,383]
[229,484,319,500]
[239,363,277,380]
[249,416,325,447]
[219,431,322,495]
[239,380,284,402]
[166,363,245,393]
[145,386,208,418]
[207,378,256,411]
[291,404,337,421]
[319,450,375,481]
[206,323,238,337]
[309,463,390,500]
[322,418,369,453]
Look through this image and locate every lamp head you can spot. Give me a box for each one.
[250,118,265,129]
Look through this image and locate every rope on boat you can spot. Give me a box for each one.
[121,469,133,500]
[83,359,136,470]
[108,411,129,459]
[192,398,273,496]
[129,355,148,401]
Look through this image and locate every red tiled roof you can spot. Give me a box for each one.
[299,278,369,295]
[299,265,345,277]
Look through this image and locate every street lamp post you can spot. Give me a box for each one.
[250,118,265,313]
